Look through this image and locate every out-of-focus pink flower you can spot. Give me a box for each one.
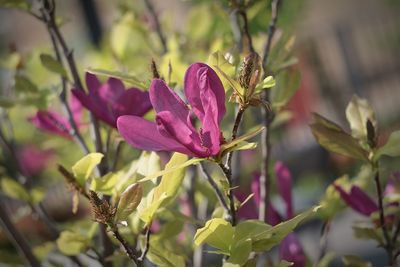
[17,145,54,177]
[72,73,152,128]
[30,94,82,139]
[117,63,226,158]
[236,161,306,267]
[385,172,400,196]
[333,184,378,216]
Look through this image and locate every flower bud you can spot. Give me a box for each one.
[238,52,262,99]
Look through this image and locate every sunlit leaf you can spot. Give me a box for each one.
[310,113,368,161]
[226,238,252,266]
[208,51,235,90]
[194,218,234,253]
[90,172,118,195]
[72,153,103,185]
[214,65,244,97]
[254,76,276,93]
[33,242,54,260]
[345,95,376,142]
[56,231,89,256]
[146,237,186,267]
[374,130,400,159]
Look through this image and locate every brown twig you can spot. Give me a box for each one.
[143,0,167,54]
[112,228,142,266]
[259,0,280,222]
[138,226,151,262]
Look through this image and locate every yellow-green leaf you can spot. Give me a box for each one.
[254,76,276,93]
[1,178,30,202]
[40,54,67,77]
[214,65,244,97]
[56,231,89,256]
[90,172,118,195]
[219,126,264,158]
[374,130,400,160]
[14,75,38,93]
[87,68,147,89]
[72,153,103,185]
[194,218,234,253]
[208,51,235,90]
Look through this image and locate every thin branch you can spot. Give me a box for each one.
[374,170,394,265]
[225,106,245,172]
[229,0,254,53]
[0,201,41,267]
[259,0,280,222]
[112,228,141,266]
[392,220,400,246]
[314,220,331,267]
[138,226,151,262]
[199,162,230,215]
[218,163,237,226]
[143,0,168,54]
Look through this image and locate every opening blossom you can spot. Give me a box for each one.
[17,145,54,177]
[72,73,152,128]
[117,63,226,158]
[30,94,82,139]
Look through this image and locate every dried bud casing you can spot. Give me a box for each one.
[89,190,116,225]
[238,52,262,98]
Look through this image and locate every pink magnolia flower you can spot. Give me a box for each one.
[17,145,54,177]
[30,94,82,139]
[333,184,378,216]
[236,162,306,267]
[117,63,226,158]
[72,73,152,128]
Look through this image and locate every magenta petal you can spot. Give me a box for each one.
[275,161,294,219]
[117,115,193,155]
[85,73,101,94]
[279,233,306,267]
[150,79,189,124]
[72,89,115,127]
[334,184,378,216]
[17,145,54,177]
[155,111,205,157]
[114,88,152,118]
[98,77,125,104]
[184,63,226,124]
[234,190,258,220]
[30,111,72,139]
[69,93,83,126]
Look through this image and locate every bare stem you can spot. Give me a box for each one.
[259,0,280,222]
[138,226,151,262]
[0,201,41,267]
[143,0,168,54]
[218,163,237,226]
[112,228,141,266]
[199,162,230,215]
[229,0,254,53]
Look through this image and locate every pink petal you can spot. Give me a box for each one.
[334,184,378,216]
[114,88,152,118]
[98,77,125,104]
[279,233,306,267]
[85,73,101,94]
[184,63,226,124]
[275,161,294,219]
[30,111,72,139]
[117,115,193,155]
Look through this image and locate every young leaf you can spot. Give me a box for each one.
[219,126,265,158]
[254,76,276,93]
[345,95,376,142]
[140,153,189,224]
[87,68,147,89]
[310,114,368,161]
[146,237,186,267]
[72,153,103,185]
[208,51,236,90]
[115,183,143,222]
[39,54,67,77]
[374,130,400,159]
[226,239,252,266]
[214,65,245,97]
[1,178,30,202]
[90,172,118,195]
[352,226,384,246]
[56,231,89,256]
[252,206,320,252]
[194,218,234,253]
[14,75,39,93]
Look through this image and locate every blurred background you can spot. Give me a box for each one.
[1,0,400,266]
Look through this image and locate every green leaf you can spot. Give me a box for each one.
[226,238,252,266]
[137,157,204,184]
[90,172,118,195]
[194,218,234,253]
[310,113,368,161]
[30,187,45,204]
[342,255,372,267]
[146,237,186,267]
[33,242,54,260]
[254,76,276,93]
[140,153,189,224]
[270,69,300,109]
[1,178,30,202]
[345,95,376,142]
[72,153,103,185]
[233,220,271,243]
[14,75,38,93]
[56,231,89,256]
[208,51,236,90]
[0,97,15,108]
[39,54,67,77]
[352,226,384,245]
[317,252,336,267]
[0,0,30,9]
[374,130,400,159]
[115,183,143,222]
[87,68,147,89]
[219,126,265,159]
[213,65,245,97]
[252,206,320,251]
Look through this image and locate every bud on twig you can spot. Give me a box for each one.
[115,183,143,223]
[238,52,262,99]
[88,190,116,226]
